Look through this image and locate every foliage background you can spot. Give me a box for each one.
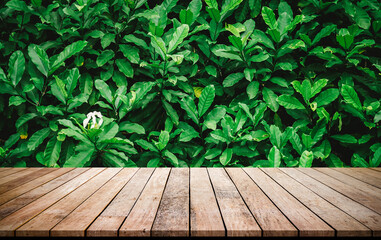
[0,0,380,168]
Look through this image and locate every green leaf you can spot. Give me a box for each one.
[351,153,369,167]
[312,24,336,46]
[27,128,51,151]
[223,72,244,87]
[261,6,277,29]
[180,97,199,124]
[247,81,259,100]
[101,33,115,49]
[212,44,242,61]
[9,96,26,106]
[311,79,328,98]
[119,45,140,64]
[116,59,134,78]
[8,50,25,86]
[150,35,167,60]
[16,113,38,130]
[371,147,381,167]
[180,9,194,25]
[135,139,159,152]
[341,84,362,110]
[98,122,119,143]
[162,100,179,125]
[336,28,354,50]
[277,95,305,109]
[163,150,179,167]
[120,122,145,134]
[179,122,199,142]
[204,148,222,160]
[52,76,68,104]
[96,50,114,67]
[206,7,220,22]
[262,87,279,112]
[220,148,233,166]
[268,146,281,167]
[228,35,243,50]
[157,130,170,151]
[203,106,226,130]
[299,150,314,167]
[314,89,339,107]
[44,137,62,167]
[95,80,113,104]
[28,45,49,77]
[63,144,95,167]
[50,41,87,73]
[331,134,357,144]
[210,129,229,143]
[198,85,215,117]
[168,24,189,53]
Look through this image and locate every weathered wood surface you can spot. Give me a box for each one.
[0,167,379,237]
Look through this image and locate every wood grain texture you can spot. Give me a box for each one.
[0,168,26,178]
[17,168,123,237]
[208,168,261,237]
[87,168,154,237]
[263,168,371,237]
[0,168,87,220]
[0,168,37,186]
[190,168,225,237]
[0,168,103,237]
[316,168,381,198]
[244,168,334,237]
[152,168,189,237]
[371,168,381,172]
[281,168,381,237]
[299,168,381,214]
[50,168,137,237]
[119,168,170,237]
[0,168,72,206]
[226,168,297,237]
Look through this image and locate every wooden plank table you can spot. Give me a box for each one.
[0,167,379,237]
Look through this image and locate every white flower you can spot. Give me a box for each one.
[83,111,103,129]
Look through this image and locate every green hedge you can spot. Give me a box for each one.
[0,0,380,167]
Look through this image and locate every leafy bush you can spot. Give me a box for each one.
[0,0,380,168]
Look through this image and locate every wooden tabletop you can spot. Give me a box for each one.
[0,167,379,237]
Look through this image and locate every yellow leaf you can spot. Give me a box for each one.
[193,87,203,98]
[20,134,28,139]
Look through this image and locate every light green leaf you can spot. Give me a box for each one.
[351,153,369,167]
[96,50,114,67]
[179,122,199,142]
[299,150,314,167]
[8,50,25,86]
[119,45,140,64]
[98,122,119,143]
[16,113,38,130]
[63,144,95,167]
[180,9,194,25]
[28,45,49,77]
[262,87,279,112]
[116,59,134,78]
[180,97,199,124]
[277,95,305,109]
[311,79,328,98]
[150,35,167,60]
[50,41,87,73]
[198,85,215,117]
[9,96,26,106]
[27,128,51,151]
[315,89,339,107]
[341,84,362,110]
[223,72,244,87]
[157,130,170,151]
[119,122,145,134]
[168,24,189,53]
[101,33,115,49]
[268,146,281,167]
[163,150,179,167]
[331,134,357,144]
[162,100,179,125]
[95,80,113,104]
[220,148,233,166]
[261,6,277,29]
[247,81,259,99]
[203,106,226,130]
[44,137,62,167]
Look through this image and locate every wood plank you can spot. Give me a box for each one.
[371,168,381,172]
[0,168,55,195]
[151,168,189,237]
[50,168,137,237]
[299,168,381,214]
[244,168,334,237]
[331,168,381,188]
[119,168,170,237]
[281,168,381,237]
[190,168,225,237]
[0,168,87,220]
[87,168,154,237]
[0,168,26,179]
[316,168,381,199]
[0,168,38,186]
[263,168,371,237]
[0,168,72,206]
[18,168,126,237]
[226,168,297,237]
[208,168,261,237]
[0,168,104,237]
